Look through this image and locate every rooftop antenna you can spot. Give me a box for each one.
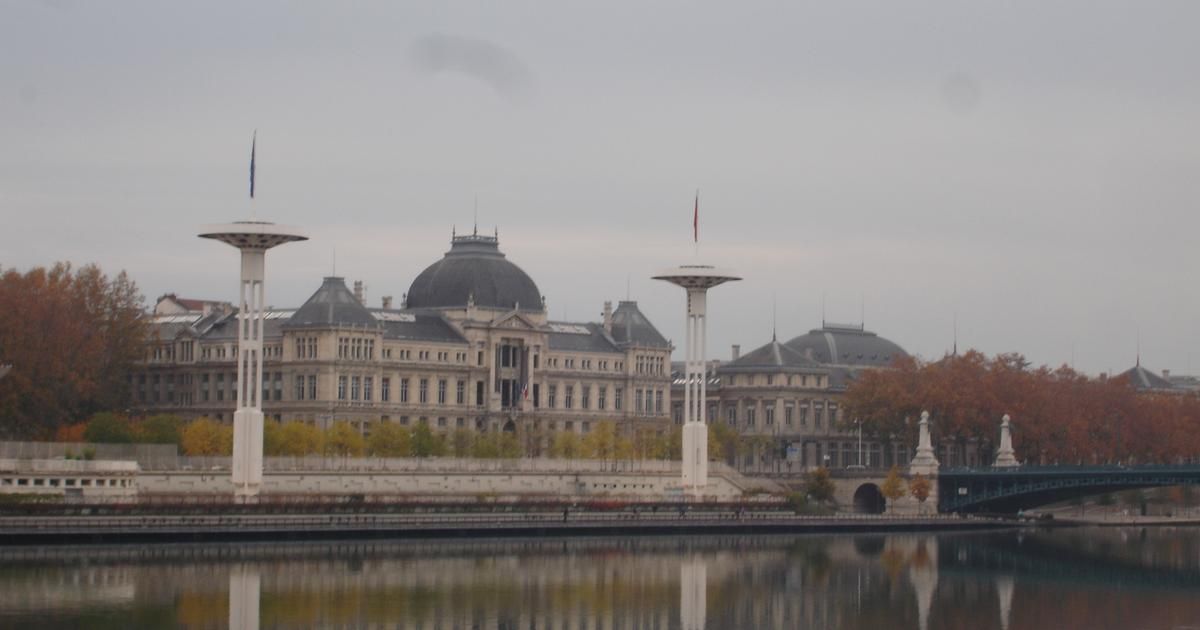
[860,292,865,328]
[772,291,778,341]
[821,291,827,327]
[953,312,958,357]
[1136,328,1141,367]
[473,195,478,236]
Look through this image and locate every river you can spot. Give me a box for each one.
[0,526,1197,629]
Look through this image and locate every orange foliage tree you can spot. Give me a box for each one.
[843,350,1200,465]
[0,263,148,439]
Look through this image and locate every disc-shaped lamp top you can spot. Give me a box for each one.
[198,221,308,250]
[652,264,741,290]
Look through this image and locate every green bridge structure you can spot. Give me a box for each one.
[937,464,1200,513]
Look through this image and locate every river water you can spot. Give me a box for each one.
[0,526,1198,629]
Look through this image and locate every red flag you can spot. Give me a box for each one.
[693,191,699,243]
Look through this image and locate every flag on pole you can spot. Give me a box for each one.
[249,131,257,199]
[693,190,699,243]
[522,383,529,400]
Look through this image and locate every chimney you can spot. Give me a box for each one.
[353,280,365,305]
[1163,369,1171,379]
[731,344,741,361]
[602,301,613,335]
[382,295,393,310]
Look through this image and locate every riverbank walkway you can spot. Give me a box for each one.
[0,510,1014,545]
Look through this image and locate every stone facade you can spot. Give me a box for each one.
[132,232,673,454]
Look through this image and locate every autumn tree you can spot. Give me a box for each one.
[410,422,446,457]
[803,466,835,504]
[908,474,932,514]
[448,428,474,457]
[582,421,619,464]
[263,420,285,456]
[278,421,323,456]
[0,263,148,438]
[368,422,412,458]
[880,466,906,512]
[180,418,233,456]
[708,421,740,464]
[324,421,365,457]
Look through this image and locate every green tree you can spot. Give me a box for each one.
[137,414,182,445]
[324,421,365,457]
[83,412,134,444]
[708,422,740,464]
[803,466,836,504]
[369,422,412,457]
[448,428,474,457]
[497,432,522,459]
[411,422,444,458]
[880,466,906,512]
[550,431,583,459]
[279,421,323,456]
[180,418,233,456]
[471,432,501,458]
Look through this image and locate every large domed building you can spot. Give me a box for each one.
[672,322,911,474]
[136,230,674,451]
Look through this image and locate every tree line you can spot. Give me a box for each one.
[842,350,1200,465]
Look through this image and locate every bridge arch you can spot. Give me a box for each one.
[853,483,886,514]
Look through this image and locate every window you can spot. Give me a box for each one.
[456,380,465,405]
[635,389,643,414]
[363,376,373,402]
[564,385,574,409]
[814,402,824,428]
[308,375,317,400]
[727,407,737,425]
[419,378,429,403]
[437,417,447,428]
[598,387,607,410]
[351,376,361,401]
[476,381,485,407]
[655,390,663,415]
[785,405,793,426]
[548,385,557,408]
[338,376,348,401]
[401,378,410,403]
[438,379,447,404]
[800,404,809,427]
[381,377,391,402]
[746,407,756,426]
[581,386,590,410]
[294,375,305,400]
[614,388,623,411]
[765,405,775,425]
[533,384,540,408]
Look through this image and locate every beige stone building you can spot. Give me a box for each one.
[672,323,914,473]
[133,231,673,451]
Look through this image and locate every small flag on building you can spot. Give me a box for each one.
[693,191,699,243]
[522,383,529,400]
[249,131,257,199]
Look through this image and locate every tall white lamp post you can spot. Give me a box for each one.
[653,265,740,493]
[200,221,306,499]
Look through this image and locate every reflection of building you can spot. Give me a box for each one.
[672,323,912,472]
[134,231,672,447]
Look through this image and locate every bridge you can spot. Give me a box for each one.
[937,464,1200,513]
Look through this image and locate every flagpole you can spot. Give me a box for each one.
[249,130,257,220]
[693,190,699,258]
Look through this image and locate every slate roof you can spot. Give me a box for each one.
[406,234,543,312]
[370,309,467,344]
[547,322,620,353]
[285,277,379,329]
[1119,364,1178,392]
[609,301,670,349]
[785,324,907,367]
[718,337,824,373]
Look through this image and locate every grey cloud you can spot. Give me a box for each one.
[411,34,534,98]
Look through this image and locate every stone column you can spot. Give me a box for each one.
[909,411,940,476]
[993,414,1020,467]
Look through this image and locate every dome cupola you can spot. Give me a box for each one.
[406,231,543,312]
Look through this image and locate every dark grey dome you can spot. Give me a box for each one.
[785,324,907,367]
[406,233,542,311]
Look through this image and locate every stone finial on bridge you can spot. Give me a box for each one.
[909,411,940,476]
[993,414,1020,468]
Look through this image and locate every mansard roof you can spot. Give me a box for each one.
[547,322,620,353]
[609,301,670,349]
[370,308,467,344]
[285,277,379,329]
[719,337,824,373]
[1119,364,1178,392]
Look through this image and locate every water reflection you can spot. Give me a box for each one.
[0,528,1198,629]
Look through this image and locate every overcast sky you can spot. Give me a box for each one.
[3,1,1199,376]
